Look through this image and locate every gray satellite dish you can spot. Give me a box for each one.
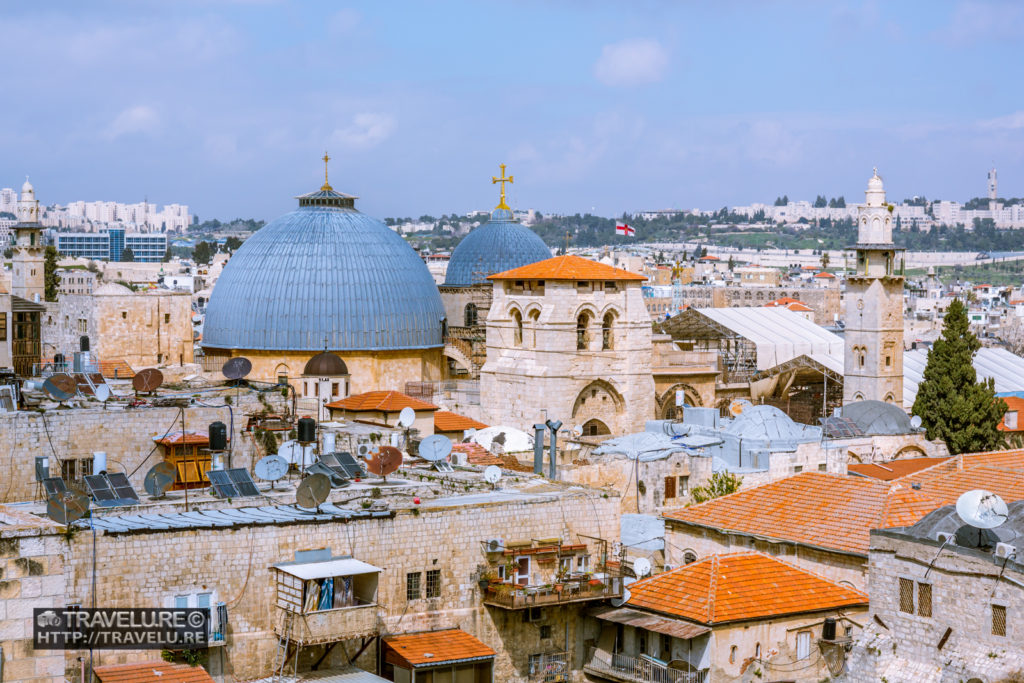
[910,415,923,430]
[43,374,76,401]
[610,587,631,608]
[296,473,330,511]
[255,454,289,486]
[483,465,502,485]
[222,357,252,381]
[46,490,90,525]
[94,384,111,402]
[633,557,652,578]
[419,434,452,462]
[571,425,583,438]
[956,489,1008,529]
[397,407,416,428]
[144,461,177,498]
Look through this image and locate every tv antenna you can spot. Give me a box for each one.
[633,557,652,578]
[254,454,289,490]
[46,489,90,526]
[296,473,330,511]
[366,445,402,483]
[132,368,164,395]
[143,461,177,499]
[483,465,502,487]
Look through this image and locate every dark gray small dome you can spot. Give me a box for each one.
[842,400,914,435]
[443,208,551,287]
[303,351,348,376]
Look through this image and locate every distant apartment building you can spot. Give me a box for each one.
[0,189,192,233]
[55,229,167,262]
[669,283,840,326]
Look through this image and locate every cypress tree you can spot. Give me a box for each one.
[912,298,1006,454]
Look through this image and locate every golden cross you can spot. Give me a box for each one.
[322,152,333,191]
[492,163,514,210]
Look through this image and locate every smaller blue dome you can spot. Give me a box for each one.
[443,209,551,286]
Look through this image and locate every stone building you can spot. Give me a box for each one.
[201,162,447,393]
[42,282,194,368]
[845,500,1024,682]
[843,169,905,406]
[480,255,655,436]
[669,283,840,325]
[11,179,44,303]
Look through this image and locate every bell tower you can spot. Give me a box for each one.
[843,169,904,406]
[12,178,45,302]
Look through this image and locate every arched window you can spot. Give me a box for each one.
[576,312,591,350]
[464,303,477,327]
[683,550,698,565]
[601,312,615,350]
[755,642,761,659]
[512,310,523,346]
[528,310,540,348]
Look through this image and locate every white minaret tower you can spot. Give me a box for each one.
[988,167,998,210]
[12,178,45,302]
[843,169,904,407]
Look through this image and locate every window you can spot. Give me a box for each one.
[899,578,914,613]
[679,476,689,495]
[331,382,339,397]
[601,313,615,350]
[576,555,588,572]
[559,557,572,576]
[729,646,737,663]
[917,582,932,617]
[993,604,1007,637]
[793,465,803,473]
[539,625,552,639]
[277,374,288,386]
[174,595,189,609]
[796,631,811,660]
[637,630,647,655]
[899,578,932,616]
[683,551,697,565]
[664,476,676,499]
[818,463,827,472]
[661,634,672,659]
[576,312,591,350]
[406,572,421,600]
[77,318,87,334]
[512,310,523,346]
[425,569,441,598]
[121,311,127,319]
[0,313,7,341]
[464,303,477,327]
[164,313,171,324]
[755,642,761,659]
[526,607,542,623]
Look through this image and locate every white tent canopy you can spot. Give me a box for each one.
[904,347,1024,407]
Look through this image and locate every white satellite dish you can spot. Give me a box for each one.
[419,434,453,462]
[571,424,583,438]
[910,415,923,430]
[610,587,631,608]
[956,489,1008,529]
[94,384,111,402]
[633,557,652,578]
[483,465,502,484]
[397,407,416,428]
[254,454,289,482]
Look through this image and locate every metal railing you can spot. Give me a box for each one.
[33,358,102,377]
[483,576,623,609]
[529,651,568,682]
[584,648,707,683]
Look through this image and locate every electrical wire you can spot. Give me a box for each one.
[128,406,185,477]
[2,411,21,503]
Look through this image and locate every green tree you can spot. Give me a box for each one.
[820,251,830,270]
[192,241,213,265]
[912,298,1006,454]
[224,236,243,251]
[44,245,60,302]
[814,195,827,208]
[163,247,173,263]
[120,247,135,262]
[690,471,743,504]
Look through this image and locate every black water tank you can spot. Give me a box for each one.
[80,336,90,352]
[209,421,228,451]
[53,353,65,366]
[822,617,836,641]
[297,417,316,443]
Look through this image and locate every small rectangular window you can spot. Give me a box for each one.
[406,572,421,601]
[796,631,811,660]
[793,465,803,473]
[917,583,932,617]
[818,463,827,472]
[164,313,170,323]
[993,604,1007,637]
[899,578,914,613]
[539,625,552,639]
[425,569,441,598]
[679,476,689,495]
[174,595,189,609]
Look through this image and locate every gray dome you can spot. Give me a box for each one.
[303,351,348,376]
[842,400,913,435]
[203,190,445,351]
[443,208,551,286]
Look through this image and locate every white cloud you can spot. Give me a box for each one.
[593,39,669,87]
[104,105,160,139]
[330,113,396,148]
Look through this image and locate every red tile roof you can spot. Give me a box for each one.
[815,271,836,278]
[99,359,136,379]
[998,398,1024,432]
[488,255,646,282]
[94,661,215,683]
[325,391,438,412]
[451,442,501,466]
[434,410,488,432]
[847,457,949,481]
[384,629,495,667]
[153,430,211,446]
[627,552,866,625]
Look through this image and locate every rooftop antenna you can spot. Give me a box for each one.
[419,434,453,473]
[910,415,923,430]
[296,472,330,512]
[483,465,502,489]
[397,406,415,429]
[46,489,90,526]
[254,454,289,491]
[221,356,251,408]
[366,445,402,484]
[632,557,652,578]
[956,489,1008,529]
[143,461,176,499]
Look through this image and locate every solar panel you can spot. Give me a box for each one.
[83,474,119,506]
[42,477,67,496]
[226,468,260,497]
[819,416,865,439]
[306,461,347,487]
[433,461,454,473]
[323,452,364,478]
[206,470,237,498]
[107,472,141,505]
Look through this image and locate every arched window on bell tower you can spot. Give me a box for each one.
[512,310,523,346]
[602,312,615,350]
[576,312,591,350]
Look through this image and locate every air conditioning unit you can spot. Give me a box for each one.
[356,443,371,458]
[995,543,1017,559]
[451,452,468,466]
[936,532,955,545]
[485,538,505,553]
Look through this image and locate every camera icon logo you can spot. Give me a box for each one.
[36,610,62,628]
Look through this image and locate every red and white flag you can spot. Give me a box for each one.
[616,222,635,236]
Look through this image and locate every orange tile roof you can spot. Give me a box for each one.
[487,254,646,282]
[384,629,495,667]
[99,359,135,379]
[325,391,438,412]
[433,410,488,432]
[451,442,501,466]
[847,457,950,481]
[998,398,1024,432]
[627,552,866,625]
[814,271,836,278]
[95,661,215,683]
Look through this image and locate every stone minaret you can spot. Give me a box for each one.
[843,169,904,406]
[12,178,45,302]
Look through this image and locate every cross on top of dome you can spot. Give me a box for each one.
[297,152,358,208]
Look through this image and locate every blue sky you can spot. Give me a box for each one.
[3,0,1023,220]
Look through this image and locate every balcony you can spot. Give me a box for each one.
[482,576,623,610]
[584,648,708,683]
[274,604,379,646]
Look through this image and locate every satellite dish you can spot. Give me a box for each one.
[222,357,252,381]
[143,461,176,498]
[956,489,1008,529]
[610,587,631,608]
[397,407,416,428]
[46,490,90,525]
[94,384,111,402]
[483,465,502,484]
[419,434,453,463]
[255,454,289,482]
[571,425,583,438]
[43,373,76,401]
[366,446,402,478]
[633,557,652,578]
[132,368,164,393]
[296,473,330,510]
[728,399,752,417]
[910,415,923,430]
